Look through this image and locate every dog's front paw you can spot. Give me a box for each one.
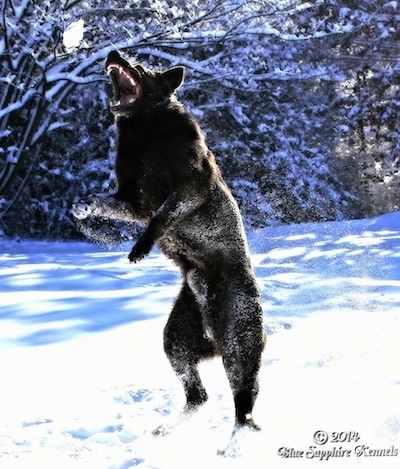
[128,238,151,263]
[128,245,147,263]
[71,202,93,220]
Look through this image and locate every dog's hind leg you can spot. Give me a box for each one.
[164,282,216,413]
[221,290,265,432]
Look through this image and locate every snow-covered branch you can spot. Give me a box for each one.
[1,0,398,232]
[45,72,103,85]
[0,89,40,120]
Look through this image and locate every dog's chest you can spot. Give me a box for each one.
[116,142,170,211]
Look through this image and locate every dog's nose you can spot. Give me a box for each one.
[107,50,121,62]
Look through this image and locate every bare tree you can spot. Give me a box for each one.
[7,0,391,237]
[2,0,350,222]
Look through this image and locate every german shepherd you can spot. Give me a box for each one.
[72,51,266,432]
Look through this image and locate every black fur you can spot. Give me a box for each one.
[72,51,266,432]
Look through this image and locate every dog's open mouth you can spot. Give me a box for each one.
[107,63,140,111]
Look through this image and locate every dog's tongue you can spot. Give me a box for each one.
[108,63,138,106]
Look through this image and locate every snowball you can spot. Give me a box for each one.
[63,19,84,51]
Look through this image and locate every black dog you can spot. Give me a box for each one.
[72,51,266,432]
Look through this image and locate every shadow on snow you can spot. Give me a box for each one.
[0,242,180,347]
[2,211,400,347]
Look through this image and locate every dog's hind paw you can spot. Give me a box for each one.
[152,424,174,438]
[234,417,262,434]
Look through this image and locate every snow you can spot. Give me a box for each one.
[63,19,84,51]
[1,212,400,468]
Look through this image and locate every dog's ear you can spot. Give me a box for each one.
[162,66,185,93]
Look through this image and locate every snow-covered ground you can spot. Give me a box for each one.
[1,212,400,468]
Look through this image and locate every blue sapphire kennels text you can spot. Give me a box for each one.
[278,445,398,461]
